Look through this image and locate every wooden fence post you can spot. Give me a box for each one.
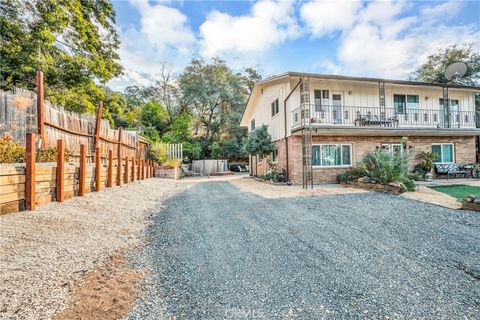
[94,101,103,151]
[131,156,135,182]
[25,133,36,210]
[36,71,45,149]
[56,139,64,202]
[95,147,101,191]
[117,127,122,186]
[146,159,149,179]
[124,156,129,184]
[79,144,86,196]
[107,149,113,188]
[137,158,141,180]
[152,161,155,178]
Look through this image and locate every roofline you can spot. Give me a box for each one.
[255,71,480,91]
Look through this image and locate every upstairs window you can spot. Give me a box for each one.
[314,90,322,112]
[394,94,419,113]
[250,119,255,131]
[322,90,329,106]
[271,98,279,117]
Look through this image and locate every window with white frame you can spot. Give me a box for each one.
[431,143,454,163]
[381,143,405,155]
[271,147,278,162]
[394,94,419,113]
[271,98,279,117]
[312,144,351,167]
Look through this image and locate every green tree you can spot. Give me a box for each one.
[140,101,169,132]
[0,0,123,120]
[179,58,249,138]
[410,43,480,114]
[410,43,480,86]
[243,125,275,158]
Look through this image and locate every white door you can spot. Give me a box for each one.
[332,92,343,124]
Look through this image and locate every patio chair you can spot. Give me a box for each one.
[181,166,200,177]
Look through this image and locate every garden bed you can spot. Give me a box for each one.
[253,177,290,186]
[340,180,406,194]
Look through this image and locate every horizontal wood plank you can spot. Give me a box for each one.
[0,175,25,186]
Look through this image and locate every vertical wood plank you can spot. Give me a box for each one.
[95,147,101,191]
[94,101,103,151]
[137,158,141,180]
[141,160,145,180]
[108,150,113,188]
[117,127,122,186]
[25,133,36,210]
[79,144,86,196]
[56,139,65,202]
[131,156,135,182]
[124,156,129,184]
[36,71,45,149]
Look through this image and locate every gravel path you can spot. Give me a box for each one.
[128,181,480,319]
[0,179,187,320]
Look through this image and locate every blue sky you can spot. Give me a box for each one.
[107,0,480,91]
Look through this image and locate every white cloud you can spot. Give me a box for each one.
[303,0,480,79]
[300,0,362,37]
[199,0,299,57]
[129,0,195,52]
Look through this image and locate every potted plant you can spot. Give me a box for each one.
[414,151,437,182]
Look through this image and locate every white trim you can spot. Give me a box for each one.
[431,143,455,163]
[312,143,353,168]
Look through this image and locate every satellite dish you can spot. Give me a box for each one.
[444,62,467,82]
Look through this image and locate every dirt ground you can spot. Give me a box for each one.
[0,178,188,320]
[401,186,462,209]
[229,176,367,198]
[53,252,143,320]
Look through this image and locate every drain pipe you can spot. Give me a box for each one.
[284,78,302,181]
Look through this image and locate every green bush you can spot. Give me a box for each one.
[0,134,25,163]
[341,149,416,192]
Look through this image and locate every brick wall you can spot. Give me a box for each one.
[278,135,477,184]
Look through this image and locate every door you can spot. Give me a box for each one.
[332,92,343,124]
[439,98,460,128]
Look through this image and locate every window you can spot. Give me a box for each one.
[271,98,279,116]
[432,144,454,163]
[312,144,351,167]
[406,95,419,109]
[314,90,322,112]
[394,94,419,113]
[381,143,404,155]
[322,90,329,106]
[250,119,255,131]
[271,147,278,162]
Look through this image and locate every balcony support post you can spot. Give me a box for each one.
[443,87,450,128]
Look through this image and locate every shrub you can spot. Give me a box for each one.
[344,149,416,192]
[38,146,72,163]
[0,134,25,163]
[163,159,180,168]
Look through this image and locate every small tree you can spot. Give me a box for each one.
[243,125,275,175]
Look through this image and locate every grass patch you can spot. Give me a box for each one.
[429,185,480,201]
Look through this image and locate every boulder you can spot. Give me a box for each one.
[464,194,475,203]
[473,196,480,204]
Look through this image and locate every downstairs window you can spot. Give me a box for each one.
[312,144,351,167]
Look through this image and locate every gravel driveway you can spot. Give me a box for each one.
[128,181,480,319]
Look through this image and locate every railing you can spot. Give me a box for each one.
[291,105,480,129]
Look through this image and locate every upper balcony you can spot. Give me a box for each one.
[291,104,480,131]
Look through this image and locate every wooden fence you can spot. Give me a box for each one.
[0,133,156,214]
[1,71,149,162]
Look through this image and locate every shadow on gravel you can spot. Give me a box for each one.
[127,181,480,320]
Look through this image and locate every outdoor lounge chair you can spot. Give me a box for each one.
[181,166,201,177]
[434,164,469,179]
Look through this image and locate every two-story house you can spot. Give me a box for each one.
[240,72,480,186]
